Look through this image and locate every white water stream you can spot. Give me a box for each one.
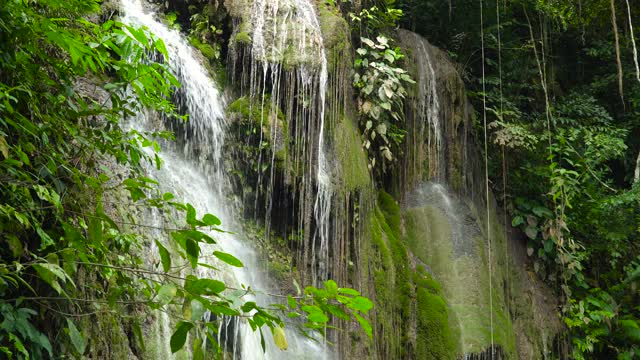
[242,0,333,285]
[120,1,328,358]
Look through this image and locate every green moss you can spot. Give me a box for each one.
[377,191,401,239]
[318,2,351,69]
[403,203,517,357]
[235,31,251,45]
[334,117,370,192]
[416,286,457,359]
[227,96,287,151]
[188,36,217,60]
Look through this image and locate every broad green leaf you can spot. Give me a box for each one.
[326,304,350,321]
[88,217,102,243]
[202,213,221,226]
[287,295,297,309]
[184,276,226,295]
[353,313,372,338]
[190,299,206,321]
[155,240,172,272]
[66,318,86,354]
[157,283,177,306]
[186,203,197,226]
[185,238,200,268]
[271,327,288,350]
[524,226,538,240]
[348,296,373,313]
[170,321,194,353]
[324,280,338,296]
[33,262,74,295]
[511,215,524,227]
[338,288,360,296]
[307,312,329,323]
[213,251,243,267]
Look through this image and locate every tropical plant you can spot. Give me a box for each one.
[0,0,372,358]
[353,35,414,174]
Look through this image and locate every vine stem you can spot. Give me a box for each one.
[480,0,495,356]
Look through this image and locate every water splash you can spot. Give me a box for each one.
[120,0,326,358]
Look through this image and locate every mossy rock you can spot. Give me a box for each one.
[334,116,370,192]
[416,284,457,359]
[235,31,251,44]
[188,36,217,60]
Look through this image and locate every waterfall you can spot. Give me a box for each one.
[229,0,334,286]
[120,1,327,358]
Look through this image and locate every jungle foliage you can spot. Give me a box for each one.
[396,0,640,357]
[0,0,371,358]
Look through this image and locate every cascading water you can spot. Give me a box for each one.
[397,30,443,183]
[120,1,327,358]
[228,0,334,285]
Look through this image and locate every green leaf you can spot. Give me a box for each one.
[88,217,102,243]
[157,283,177,306]
[33,262,74,295]
[524,226,538,240]
[185,238,200,268]
[202,213,221,226]
[324,280,338,296]
[186,203,197,226]
[0,136,9,159]
[190,299,207,321]
[213,251,243,267]
[271,326,288,350]
[155,240,172,272]
[307,312,329,323]
[512,215,524,227]
[132,322,145,351]
[353,313,372,338]
[170,321,194,353]
[66,318,86,355]
[338,288,360,296]
[287,295,297,309]
[532,206,553,218]
[184,276,226,295]
[348,296,373,313]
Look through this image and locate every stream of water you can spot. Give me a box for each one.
[120,0,328,358]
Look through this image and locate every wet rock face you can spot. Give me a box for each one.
[225,0,325,70]
[395,30,562,359]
